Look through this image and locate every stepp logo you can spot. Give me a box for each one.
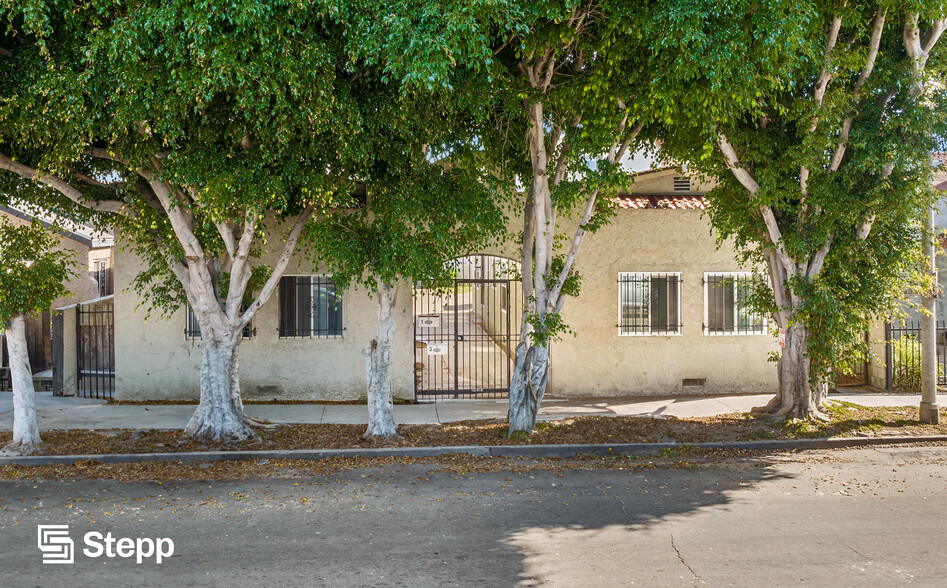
[37,525,74,564]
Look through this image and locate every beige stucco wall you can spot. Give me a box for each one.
[550,206,778,396]
[113,232,415,401]
[112,168,778,400]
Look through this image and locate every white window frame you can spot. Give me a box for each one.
[618,272,683,337]
[278,274,344,339]
[703,271,768,336]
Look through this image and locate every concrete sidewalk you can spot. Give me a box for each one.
[0,390,941,431]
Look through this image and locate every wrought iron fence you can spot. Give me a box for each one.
[77,297,115,399]
[0,334,8,391]
[414,255,522,400]
[886,321,947,390]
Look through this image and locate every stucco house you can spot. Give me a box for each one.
[106,168,778,402]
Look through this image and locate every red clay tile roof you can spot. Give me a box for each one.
[613,194,709,210]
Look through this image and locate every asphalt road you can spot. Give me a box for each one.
[1,446,946,587]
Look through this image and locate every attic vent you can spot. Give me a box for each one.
[682,378,706,388]
[673,176,691,191]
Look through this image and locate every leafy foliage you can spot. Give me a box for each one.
[657,1,947,389]
[0,218,72,326]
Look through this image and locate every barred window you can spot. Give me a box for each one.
[278,275,343,338]
[185,306,253,340]
[619,272,682,336]
[93,259,112,297]
[704,272,767,335]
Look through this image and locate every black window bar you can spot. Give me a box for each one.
[704,273,766,335]
[93,259,112,297]
[618,273,682,335]
[278,275,343,338]
[185,306,254,339]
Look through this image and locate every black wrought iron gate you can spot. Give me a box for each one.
[77,297,115,399]
[414,255,522,400]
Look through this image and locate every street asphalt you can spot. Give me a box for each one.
[1,445,945,587]
[1,390,942,431]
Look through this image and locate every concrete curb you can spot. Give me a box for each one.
[1,435,946,467]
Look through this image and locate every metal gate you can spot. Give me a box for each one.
[414,255,522,400]
[77,297,115,399]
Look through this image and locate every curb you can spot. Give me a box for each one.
[1,435,946,467]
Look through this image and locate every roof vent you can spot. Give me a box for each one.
[673,176,691,192]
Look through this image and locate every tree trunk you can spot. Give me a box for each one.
[753,322,827,420]
[184,329,255,442]
[508,341,549,433]
[363,283,399,438]
[2,314,42,455]
[920,205,940,424]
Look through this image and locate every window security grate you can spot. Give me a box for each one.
[185,306,254,339]
[618,273,682,335]
[704,273,767,335]
[278,275,343,338]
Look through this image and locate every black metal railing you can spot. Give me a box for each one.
[77,297,115,399]
[185,306,254,339]
[0,334,8,391]
[704,273,766,335]
[886,321,947,390]
[278,275,343,338]
[414,255,522,400]
[618,272,682,335]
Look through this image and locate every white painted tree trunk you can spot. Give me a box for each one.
[508,341,549,432]
[184,318,255,442]
[2,315,42,455]
[363,283,399,438]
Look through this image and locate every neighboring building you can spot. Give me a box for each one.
[0,205,114,307]
[0,205,114,390]
[865,154,947,390]
[112,167,779,401]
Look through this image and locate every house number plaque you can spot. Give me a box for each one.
[417,315,440,329]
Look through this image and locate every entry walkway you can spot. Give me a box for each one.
[0,390,942,431]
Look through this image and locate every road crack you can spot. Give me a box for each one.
[596,485,627,514]
[671,533,699,587]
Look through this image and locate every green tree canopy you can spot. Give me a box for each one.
[0,217,71,326]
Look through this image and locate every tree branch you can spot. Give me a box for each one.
[225,209,260,318]
[828,8,887,172]
[716,133,794,270]
[801,14,844,197]
[241,206,313,326]
[0,153,128,215]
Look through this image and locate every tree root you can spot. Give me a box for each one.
[362,429,403,441]
[1,441,44,456]
[751,400,832,423]
[246,417,280,430]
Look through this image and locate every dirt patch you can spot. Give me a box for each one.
[1,402,945,458]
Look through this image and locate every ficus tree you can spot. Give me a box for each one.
[655,0,947,419]
[307,135,507,438]
[487,1,665,433]
[0,218,71,455]
[322,0,518,436]
[0,1,371,441]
